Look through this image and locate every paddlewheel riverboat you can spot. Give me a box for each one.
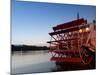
[47,17,96,65]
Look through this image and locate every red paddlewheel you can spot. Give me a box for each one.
[51,57,82,63]
[47,18,95,65]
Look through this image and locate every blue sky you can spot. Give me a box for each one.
[12,0,96,46]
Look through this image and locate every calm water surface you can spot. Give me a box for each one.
[11,50,57,74]
[11,50,94,74]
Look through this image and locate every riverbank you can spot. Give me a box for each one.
[11,45,49,52]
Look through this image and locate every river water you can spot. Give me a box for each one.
[11,50,95,74]
[11,50,58,74]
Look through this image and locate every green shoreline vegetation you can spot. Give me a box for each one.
[11,45,49,51]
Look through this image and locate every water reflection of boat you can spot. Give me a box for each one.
[47,16,96,68]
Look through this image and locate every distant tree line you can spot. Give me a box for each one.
[11,45,49,51]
